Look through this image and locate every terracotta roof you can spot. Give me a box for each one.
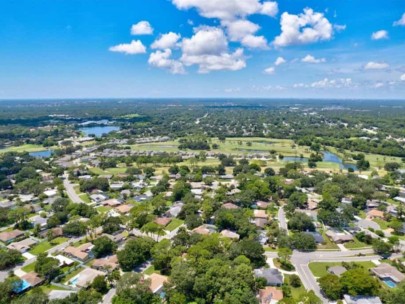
[21,272,44,287]
[254,210,268,219]
[367,209,384,218]
[102,199,121,206]
[149,273,168,293]
[259,287,283,303]
[155,217,172,226]
[222,202,239,210]
[0,229,24,243]
[93,255,119,270]
[115,204,133,214]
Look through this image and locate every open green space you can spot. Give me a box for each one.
[0,144,46,153]
[29,237,69,255]
[309,261,376,277]
[165,219,184,232]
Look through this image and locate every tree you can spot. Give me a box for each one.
[340,268,379,297]
[92,236,117,258]
[113,273,158,304]
[381,281,405,304]
[372,239,393,256]
[290,233,316,251]
[264,167,275,176]
[102,216,122,234]
[384,162,400,172]
[35,253,61,281]
[289,274,302,288]
[117,237,155,271]
[318,274,343,300]
[92,275,108,294]
[62,221,87,236]
[0,248,24,270]
[230,239,266,268]
[287,212,315,232]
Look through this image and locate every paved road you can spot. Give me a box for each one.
[63,173,85,204]
[102,288,116,304]
[277,207,288,231]
[266,249,378,303]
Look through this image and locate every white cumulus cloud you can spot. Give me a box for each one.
[241,35,268,49]
[264,66,275,74]
[180,27,246,73]
[401,74,405,81]
[364,61,389,70]
[172,0,278,20]
[273,8,333,47]
[109,40,146,55]
[311,78,353,89]
[301,54,326,64]
[148,49,185,74]
[393,13,405,26]
[274,57,286,66]
[151,32,181,49]
[371,30,388,40]
[131,21,153,35]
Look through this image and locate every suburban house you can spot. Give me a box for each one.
[367,209,385,220]
[343,295,382,304]
[371,263,405,285]
[253,268,283,286]
[0,229,24,244]
[220,229,240,240]
[148,273,169,294]
[257,287,283,304]
[72,268,105,288]
[64,243,94,261]
[325,230,354,243]
[7,238,37,253]
[92,255,119,271]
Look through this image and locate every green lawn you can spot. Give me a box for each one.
[309,261,376,277]
[373,218,389,230]
[144,265,156,275]
[0,144,46,154]
[284,274,306,300]
[22,262,36,273]
[79,193,91,203]
[29,237,68,255]
[344,238,371,250]
[166,219,184,231]
[96,206,112,214]
[27,284,69,295]
[317,231,339,250]
[61,266,84,284]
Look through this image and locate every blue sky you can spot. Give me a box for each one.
[1,0,405,99]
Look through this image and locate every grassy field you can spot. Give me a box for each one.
[284,274,306,300]
[22,262,36,273]
[344,238,372,250]
[0,144,46,153]
[165,219,184,231]
[317,231,339,250]
[309,261,376,277]
[29,237,68,255]
[79,193,91,203]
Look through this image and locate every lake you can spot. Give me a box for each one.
[79,126,120,137]
[29,150,53,158]
[283,151,358,171]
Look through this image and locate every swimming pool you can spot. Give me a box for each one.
[382,277,397,288]
[14,279,31,293]
[69,276,79,287]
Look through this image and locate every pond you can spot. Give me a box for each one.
[283,151,358,171]
[79,126,120,137]
[29,150,53,158]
